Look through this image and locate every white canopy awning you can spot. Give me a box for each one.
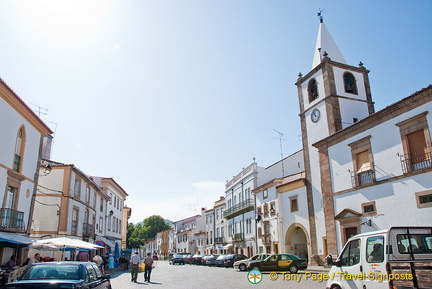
[223,243,233,250]
[34,237,103,250]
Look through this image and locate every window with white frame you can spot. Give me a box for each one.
[74,179,80,197]
[86,186,90,203]
[72,208,78,234]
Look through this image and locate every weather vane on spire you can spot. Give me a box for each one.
[317,8,323,23]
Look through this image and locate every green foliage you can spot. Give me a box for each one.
[143,215,170,239]
[126,215,170,248]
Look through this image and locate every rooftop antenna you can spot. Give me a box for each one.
[30,103,48,117]
[273,129,285,177]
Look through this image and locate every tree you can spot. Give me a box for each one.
[143,215,170,240]
[126,215,171,249]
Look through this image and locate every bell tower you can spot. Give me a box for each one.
[295,13,375,264]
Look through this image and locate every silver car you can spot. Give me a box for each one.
[233,254,270,271]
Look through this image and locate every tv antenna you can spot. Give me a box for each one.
[30,103,48,117]
[273,129,285,176]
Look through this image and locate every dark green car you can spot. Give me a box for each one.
[247,253,307,273]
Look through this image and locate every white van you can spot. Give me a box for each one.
[325,227,432,289]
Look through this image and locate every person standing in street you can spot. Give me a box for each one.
[108,254,115,273]
[130,251,141,283]
[143,253,154,283]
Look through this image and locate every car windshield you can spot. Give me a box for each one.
[20,264,80,280]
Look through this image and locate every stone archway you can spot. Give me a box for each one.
[285,223,310,263]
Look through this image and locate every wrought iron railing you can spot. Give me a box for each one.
[400,150,432,174]
[214,237,224,243]
[0,208,25,230]
[223,198,254,219]
[232,233,244,241]
[350,169,375,187]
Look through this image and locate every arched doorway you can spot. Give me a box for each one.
[285,223,309,262]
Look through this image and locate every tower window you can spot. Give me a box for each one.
[308,78,319,102]
[343,72,358,94]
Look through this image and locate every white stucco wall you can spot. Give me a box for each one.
[330,102,432,193]
[0,97,47,231]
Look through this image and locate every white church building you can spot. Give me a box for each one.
[295,16,431,265]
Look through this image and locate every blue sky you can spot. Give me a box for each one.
[1,1,431,223]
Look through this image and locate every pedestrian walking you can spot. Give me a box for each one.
[143,253,154,283]
[130,251,141,283]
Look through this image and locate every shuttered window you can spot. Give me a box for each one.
[356,151,371,172]
[407,130,427,160]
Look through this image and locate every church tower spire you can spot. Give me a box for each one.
[312,13,346,69]
[295,13,375,265]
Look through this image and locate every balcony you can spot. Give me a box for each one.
[214,237,224,243]
[223,198,254,219]
[350,169,375,187]
[261,234,271,245]
[400,150,432,174]
[82,223,94,238]
[232,233,244,242]
[0,208,25,231]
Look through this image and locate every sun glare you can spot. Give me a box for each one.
[16,0,107,44]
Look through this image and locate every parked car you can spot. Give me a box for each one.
[247,253,307,273]
[224,254,248,267]
[170,254,186,265]
[191,254,204,265]
[215,255,227,267]
[5,261,111,289]
[205,254,219,266]
[200,255,211,265]
[183,254,193,264]
[234,253,270,271]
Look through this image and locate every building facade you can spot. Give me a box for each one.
[295,17,431,264]
[32,160,108,259]
[90,176,129,256]
[0,78,53,264]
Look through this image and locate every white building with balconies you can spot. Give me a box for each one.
[0,77,53,264]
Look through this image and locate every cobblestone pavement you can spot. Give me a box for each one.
[109,261,328,289]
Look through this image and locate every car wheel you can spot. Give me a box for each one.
[331,285,341,289]
[289,265,298,274]
[252,265,260,271]
[239,264,247,271]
